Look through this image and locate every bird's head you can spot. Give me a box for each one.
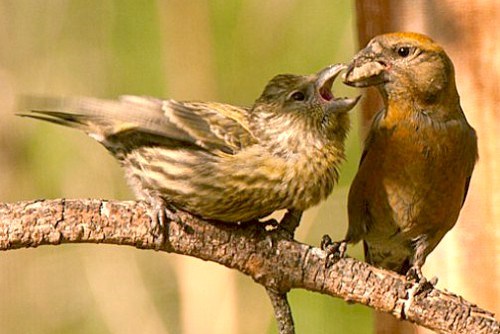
[252,64,359,139]
[343,32,457,106]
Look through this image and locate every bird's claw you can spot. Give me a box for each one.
[405,266,438,296]
[278,209,302,239]
[262,218,280,230]
[147,200,180,248]
[263,217,294,239]
[149,204,165,233]
[320,234,333,250]
[262,210,302,239]
[405,266,424,282]
[321,235,347,268]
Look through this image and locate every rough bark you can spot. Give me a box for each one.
[0,199,497,334]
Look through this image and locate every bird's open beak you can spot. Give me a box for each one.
[316,63,360,113]
[342,46,388,88]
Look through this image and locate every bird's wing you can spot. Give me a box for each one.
[357,109,385,167]
[461,176,472,208]
[19,95,257,155]
[162,99,257,154]
[461,126,478,207]
[346,109,385,244]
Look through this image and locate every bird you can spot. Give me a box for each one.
[19,63,359,231]
[340,32,478,281]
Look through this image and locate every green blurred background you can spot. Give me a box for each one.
[0,1,371,333]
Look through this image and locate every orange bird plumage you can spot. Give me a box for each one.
[343,32,478,280]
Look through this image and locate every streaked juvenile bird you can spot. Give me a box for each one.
[20,64,359,228]
[342,32,478,281]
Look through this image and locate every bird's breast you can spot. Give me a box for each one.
[361,117,475,234]
[283,143,343,210]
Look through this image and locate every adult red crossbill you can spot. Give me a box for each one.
[20,64,359,230]
[342,32,478,281]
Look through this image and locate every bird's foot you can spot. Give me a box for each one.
[400,266,438,319]
[279,209,303,239]
[320,235,347,268]
[147,200,179,248]
[405,266,438,296]
[262,210,302,239]
[262,218,280,230]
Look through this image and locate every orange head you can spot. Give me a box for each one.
[344,32,457,106]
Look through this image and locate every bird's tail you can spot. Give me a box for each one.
[18,96,98,133]
[17,95,185,144]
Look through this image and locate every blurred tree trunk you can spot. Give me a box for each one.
[354,1,500,333]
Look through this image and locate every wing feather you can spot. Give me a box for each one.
[19,95,257,154]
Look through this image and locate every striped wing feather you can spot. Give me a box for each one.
[19,95,257,155]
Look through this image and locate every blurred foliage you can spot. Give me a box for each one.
[0,1,370,333]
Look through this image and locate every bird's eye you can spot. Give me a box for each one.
[290,91,305,101]
[397,46,411,58]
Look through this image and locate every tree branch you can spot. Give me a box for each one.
[266,288,295,334]
[1,199,498,334]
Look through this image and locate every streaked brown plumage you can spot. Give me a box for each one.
[343,32,478,280]
[19,64,359,225]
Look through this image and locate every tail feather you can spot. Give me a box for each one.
[18,108,92,128]
[17,95,192,144]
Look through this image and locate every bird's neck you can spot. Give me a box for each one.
[382,85,462,124]
[250,112,334,159]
